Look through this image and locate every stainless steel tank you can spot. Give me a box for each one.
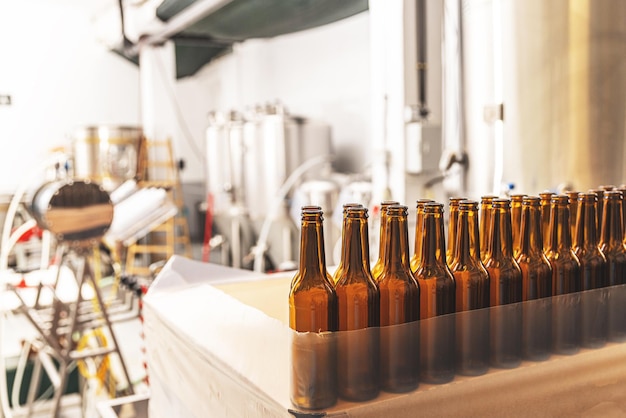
[459,0,626,195]
[204,104,332,269]
[30,180,113,246]
[72,126,143,192]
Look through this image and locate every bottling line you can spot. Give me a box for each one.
[1,0,625,417]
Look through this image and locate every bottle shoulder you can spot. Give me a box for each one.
[290,271,335,295]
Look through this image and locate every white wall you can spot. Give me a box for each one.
[0,3,370,190]
[172,11,371,182]
[0,0,140,194]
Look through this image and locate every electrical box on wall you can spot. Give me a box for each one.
[405,122,441,175]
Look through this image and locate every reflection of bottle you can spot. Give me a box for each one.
[573,193,607,348]
[447,197,466,266]
[598,191,626,342]
[516,196,552,360]
[289,207,337,409]
[449,200,490,376]
[545,195,581,355]
[372,201,400,280]
[332,203,363,284]
[411,199,434,273]
[377,205,420,392]
[414,203,456,383]
[335,206,380,401]
[510,194,526,259]
[539,192,554,253]
[479,195,497,263]
[484,199,522,368]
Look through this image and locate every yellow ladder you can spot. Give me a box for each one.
[125,138,192,277]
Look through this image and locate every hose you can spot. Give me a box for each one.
[252,155,332,272]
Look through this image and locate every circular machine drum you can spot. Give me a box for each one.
[31,180,113,245]
[72,126,143,192]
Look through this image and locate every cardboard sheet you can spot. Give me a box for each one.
[144,256,626,417]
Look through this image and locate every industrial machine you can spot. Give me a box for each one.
[204,103,335,271]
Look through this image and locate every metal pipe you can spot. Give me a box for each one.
[416,0,429,118]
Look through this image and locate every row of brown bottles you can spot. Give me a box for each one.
[290,188,626,410]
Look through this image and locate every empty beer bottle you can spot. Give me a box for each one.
[372,201,400,280]
[414,202,456,383]
[376,205,420,392]
[333,203,363,284]
[289,207,338,409]
[565,191,580,245]
[449,200,490,376]
[539,191,555,253]
[411,199,434,273]
[599,190,626,341]
[484,199,522,368]
[510,194,526,259]
[480,195,498,263]
[545,195,581,354]
[447,197,466,266]
[334,206,380,401]
[573,193,608,348]
[516,196,552,360]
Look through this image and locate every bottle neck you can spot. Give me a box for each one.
[488,208,514,259]
[413,209,425,259]
[574,200,598,250]
[519,205,543,256]
[299,220,324,276]
[600,198,624,248]
[341,217,368,274]
[447,206,459,260]
[420,211,447,267]
[479,204,493,257]
[547,204,572,252]
[452,210,472,266]
[383,213,410,272]
[377,209,390,264]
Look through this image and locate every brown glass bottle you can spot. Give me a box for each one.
[539,191,555,253]
[334,206,380,401]
[589,189,605,234]
[565,191,579,245]
[289,207,338,409]
[332,203,363,284]
[411,199,434,273]
[480,195,498,263]
[573,193,608,348]
[516,196,552,360]
[510,194,526,259]
[484,199,522,368]
[376,205,420,392]
[447,197,466,266]
[414,203,456,383]
[372,200,400,281]
[545,195,581,354]
[599,191,626,342]
[449,200,490,376]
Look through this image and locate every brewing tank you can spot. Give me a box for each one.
[459,0,626,195]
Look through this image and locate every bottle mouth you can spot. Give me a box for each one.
[492,198,511,208]
[550,195,570,205]
[458,200,478,210]
[423,202,443,213]
[522,196,541,205]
